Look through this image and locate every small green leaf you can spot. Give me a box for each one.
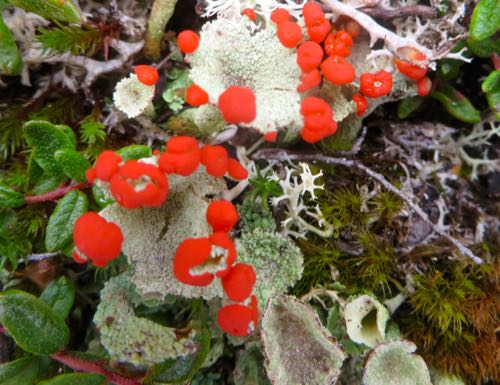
[0,290,69,355]
[0,183,25,209]
[397,96,424,119]
[9,0,82,24]
[23,121,75,178]
[56,125,77,148]
[486,88,500,119]
[116,145,152,161]
[92,185,114,208]
[145,328,211,384]
[0,357,49,385]
[466,37,499,58]
[40,276,75,319]
[431,84,481,123]
[482,70,500,93]
[470,0,500,41]
[0,14,22,76]
[45,190,88,251]
[31,174,64,195]
[55,149,91,182]
[38,373,107,385]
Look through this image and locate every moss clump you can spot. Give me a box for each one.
[400,263,499,383]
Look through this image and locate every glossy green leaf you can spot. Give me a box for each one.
[145,328,210,384]
[31,174,64,195]
[0,13,22,76]
[9,0,82,24]
[23,121,75,178]
[40,276,75,319]
[56,125,77,148]
[397,96,424,119]
[486,88,500,119]
[92,185,114,208]
[55,149,91,182]
[470,0,500,40]
[0,290,69,355]
[0,357,49,385]
[431,84,481,123]
[466,37,499,58]
[45,190,87,251]
[38,373,107,385]
[0,183,25,209]
[482,70,500,93]
[116,145,152,161]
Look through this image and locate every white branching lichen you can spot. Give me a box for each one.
[272,162,333,238]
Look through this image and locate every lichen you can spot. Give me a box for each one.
[344,294,390,348]
[261,295,346,385]
[362,340,432,385]
[113,74,155,118]
[187,18,302,135]
[236,228,303,310]
[99,169,226,300]
[94,273,197,366]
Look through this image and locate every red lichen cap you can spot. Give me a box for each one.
[134,65,159,86]
[209,231,237,277]
[394,59,427,80]
[297,41,324,73]
[303,2,325,27]
[73,212,123,267]
[200,145,229,177]
[264,130,278,142]
[94,150,122,182]
[307,19,331,43]
[277,21,303,48]
[242,8,257,21]
[173,237,215,286]
[324,31,353,57]
[320,55,355,85]
[177,30,200,54]
[301,119,337,143]
[217,295,259,337]
[110,161,169,209]
[417,76,432,97]
[206,200,239,232]
[300,96,333,130]
[218,86,256,124]
[159,136,201,176]
[297,69,322,93]
[85,167,97,184]
[221,263,256,302]
[360,70,393,98]
[353,93,367,116]
[270,8,290,24]
[228,158,249,180]
[186,84,209,106]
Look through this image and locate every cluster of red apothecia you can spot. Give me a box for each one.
[171,2,432,144]
[72,137,256,336]
[174,200,259,337]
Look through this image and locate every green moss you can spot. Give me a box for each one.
[410,269,481,336]
[320,187,369,229]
